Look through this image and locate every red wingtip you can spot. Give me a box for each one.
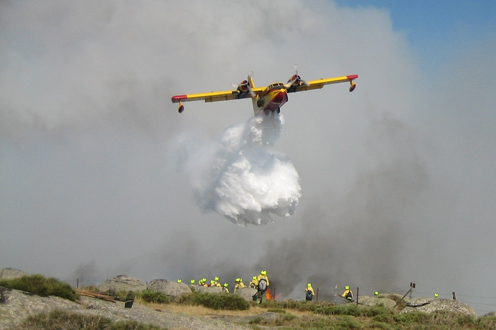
[172,95,187,103]
[347,75,359,80]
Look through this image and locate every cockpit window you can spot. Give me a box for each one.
[269,82,285,90]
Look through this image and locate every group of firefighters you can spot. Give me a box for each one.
[179,272,358,303]
[177,270,271,303]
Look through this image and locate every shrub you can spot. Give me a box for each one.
[136,290,171,304]
[267,308,286,313]
[335,315,363,329]
[393,311,429,325]
[315,304,361,317]
[19,310,167,330]
[0,274,78,301]
[477,316,496,329]
[191,292,250,310]
[368,321,394,329]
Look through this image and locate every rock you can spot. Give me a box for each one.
[0,268,29,279]
[483,311,496,317]
[358,295,397,309]
[98,275,147,294]
[147,279,192,297]
[194,285,224,294]
[0,288,247,330]
[401,298,477,317]
[234,287,257,302]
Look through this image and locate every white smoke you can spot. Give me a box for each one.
[178,112,301,226]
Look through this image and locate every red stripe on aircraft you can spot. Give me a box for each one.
[347,75,359,80]
[172,95,187,102]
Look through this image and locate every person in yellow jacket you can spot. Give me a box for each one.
[249,276,258,289]
[305,283,315,301]
[341,286,354,302]
[222,283,230,293]
[213,276,222,288]
[234,278,245,291]
[256,270,270,303]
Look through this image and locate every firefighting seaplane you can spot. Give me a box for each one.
[171,67,358,115]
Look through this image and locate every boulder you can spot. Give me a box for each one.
[357,295,397,309]
[0,268,29,279]
[193,286,223,294]
[234,287,257,302]
[98,275,147,294]
[484,311,496,317]
[147,279,192,297]
[401,298,477,317]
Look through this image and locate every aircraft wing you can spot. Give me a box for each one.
[288,74,358,93]
[171,87,265,113]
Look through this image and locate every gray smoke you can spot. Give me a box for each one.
[252,112,429,299]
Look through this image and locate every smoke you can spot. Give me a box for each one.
[176,112,301,226]
[253,112,429,299]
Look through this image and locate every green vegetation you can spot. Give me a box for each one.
[259,298,336,312]
[0,274,78,301]
[135,290,171,304]
[178,291,250,310]
[19,310,167,330]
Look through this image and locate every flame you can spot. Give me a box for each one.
[266,288,273,300]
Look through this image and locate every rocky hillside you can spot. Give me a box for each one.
[1,268,495,330]
[0,287,246,330]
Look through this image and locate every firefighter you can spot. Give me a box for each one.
[256,270,270,303]
[305,283,315,301]
[249,276,258,289]
[213,276,221,288]
[190,279,196,287]
[234,278,245,291]
[341,286,354,302]
[223,283,230,293]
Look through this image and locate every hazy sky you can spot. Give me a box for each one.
[1,0,495,315]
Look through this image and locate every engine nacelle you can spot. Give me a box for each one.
[236,79,250,93]
[286,74,308,88]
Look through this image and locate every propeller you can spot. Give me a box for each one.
[285,64,309,88]
[232,73,255,97]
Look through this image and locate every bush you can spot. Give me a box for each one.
[136,290,171,304]
[259,299,335,312]
[335,315,363,329]
[190,292,250,310]
[315,304,362,317]
[0,274,78,301]
[19,310,167,330]
[393,311,430,325]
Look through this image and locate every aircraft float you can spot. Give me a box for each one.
[172,67,358,116]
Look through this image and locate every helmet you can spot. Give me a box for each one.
[374,291,379,296]
[235,278,240,282]
[260,270,267,276]
[434,293,439,298]
[177,279,182,283]
[190,280,195,284]
[214,276,219,281]
[239,278,243,282]
[210,280,215,284]
[307,283,312,287]
[345,286,350,290]
[252,276,257,280]
[224,283,228,287]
